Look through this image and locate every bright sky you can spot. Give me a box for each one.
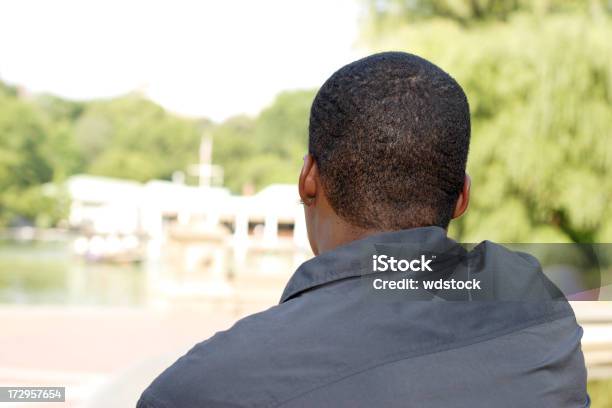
[0,0,363,121]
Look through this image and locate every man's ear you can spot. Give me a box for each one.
[452,173,471,219]
[299,154,318,206]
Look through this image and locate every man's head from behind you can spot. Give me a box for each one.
[299,51,471,255]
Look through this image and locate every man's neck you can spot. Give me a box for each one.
[315,219,382,255]
[315,221,447,255]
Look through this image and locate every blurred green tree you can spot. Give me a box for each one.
[211,90,315,193]
[73,94,204,181]
[365,0,611,27]
[360,3,612,243]
[0,87,207,226]
[0,91,69,227]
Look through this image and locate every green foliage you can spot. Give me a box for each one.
[0,184,68,228]
[0,82,17,98]
[589,379,612,407]
[361,8,612,242]
[364,0,611,28]
[0,85,313,226]
[73,95,204,181]
[0,93,69,227]
[0,89,205,226]
[211,90,315,193]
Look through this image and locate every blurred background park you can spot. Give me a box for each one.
[0,0,611,406]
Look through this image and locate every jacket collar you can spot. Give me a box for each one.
[280,226,458,303]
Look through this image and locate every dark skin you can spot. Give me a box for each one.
[298,154,471,256]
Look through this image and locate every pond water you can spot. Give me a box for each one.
[0,240,147,305]
[0,238,301,306]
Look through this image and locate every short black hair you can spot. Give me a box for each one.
[309,51,470,230]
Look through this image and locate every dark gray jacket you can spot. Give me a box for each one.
[138,227,589,407]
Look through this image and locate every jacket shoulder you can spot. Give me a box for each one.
[138,303,299,407]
